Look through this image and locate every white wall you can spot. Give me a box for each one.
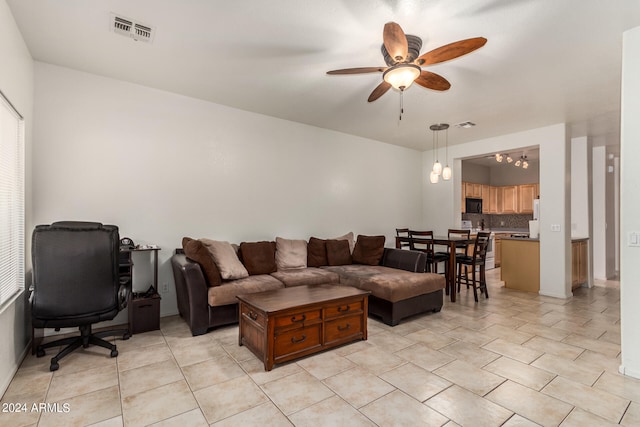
[32,62,424,319]
[424,124,572,298]
[620,26,640,379]
[592,146,607,280]
[0,0,33,396]
[571,137,590,239]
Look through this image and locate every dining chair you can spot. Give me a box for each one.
[433,229,472,275]
[407,230,435,272]
[396,228,411,249]
[456,231,491,302]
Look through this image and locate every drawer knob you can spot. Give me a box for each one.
[291,334,307,344]
[337,323,351,331]
[249,311,258,321]
[337,305,350,312]
[291,314,306,323]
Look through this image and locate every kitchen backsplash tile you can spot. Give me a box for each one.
[463,213,533,230]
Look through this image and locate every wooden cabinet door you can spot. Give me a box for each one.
[518,184,537,213]
[578,241,588,284]
[482,185,490,213]
[461,182,466,213]
[495,238,502,267]
[472,183,482,198]
[489,186,499,214]
[501,186,518,213]
[571,242,580,288]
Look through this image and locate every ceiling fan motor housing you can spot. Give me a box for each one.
[382,34,422,65]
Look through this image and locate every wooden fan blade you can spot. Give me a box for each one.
[368,81,392,102]
[383,22,408,63]
[414,71,451,91]
[415,37,487,66]
[327,67,386,75]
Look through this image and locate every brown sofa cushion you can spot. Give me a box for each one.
[271,268,340,287]
[182,237,223,287]
[275,237,307,270]
[307,237,328,267]
[352,235,386,265]
[200,238,249,280]
[326,239,352,266]
[239,241,277,275]
[208,274,284,306]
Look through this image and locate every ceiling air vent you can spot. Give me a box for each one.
[455,121,476,129]
[110,14,155,43]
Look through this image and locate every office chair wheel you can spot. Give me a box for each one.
[49,360,59,372]
[36,348,45,358]
[110,349,118,358]
[123,332,131,340]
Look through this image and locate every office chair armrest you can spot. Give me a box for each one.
[118,283,131,310]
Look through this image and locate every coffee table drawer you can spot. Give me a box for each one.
[241,304,266,327]
[274,309,321,329]
[325,299,364,319]
[274,324,322,357]
[325,314,364,344]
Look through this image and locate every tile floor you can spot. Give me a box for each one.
[1,270,636,427]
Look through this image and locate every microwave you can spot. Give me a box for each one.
[465,197,483,213]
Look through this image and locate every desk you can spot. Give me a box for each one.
[395,236,474,302]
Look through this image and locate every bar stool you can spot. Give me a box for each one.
[396,228,411,249]
[433,229,471,276]
[408,230,435,272]
[456,231,490,302]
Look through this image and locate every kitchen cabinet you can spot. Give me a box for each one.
[465,182,483,198]
[518,184,537,214]
[572,239,588,289]
[501,186,518,214]
[482,185,490,213]
[488,186,499,214]
[501,238,540,292]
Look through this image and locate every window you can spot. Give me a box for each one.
[0,90,25,307]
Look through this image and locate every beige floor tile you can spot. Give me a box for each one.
[621,401,640,426]
[86,415,123,426]
[148,408,208,427]
[559,408,620,426]
[119,358,183,398]
[115,330,166,351]
[542,376,629,423]
[522,336,584,360]
[482,324,535,345]
[486,380,573,427]
[344,346,405,375]
[439,340,501,367]
[38,385,121,427]
[121,380,198,426]
[45,364,118,402]
[406,328,459,349]
[288,395,375,427]
[434,359,506,396]
[165,334,227,367]
[481,338,544,364]
[194,376,268,423]
[394,343,455,372]
[362,389,449,426]
[0,391,45,427]
[182,354,245,391]
[594,370,640,402]
[599,330,621,345]
[366,330,416,352]
[484,356,555,391]
[210,402,291,426]
[116,342,174,372]
[575,350,621,374]
[443,326,494,347]
[501,414,542,426]
[379,362,452,402]
[221,340,259,362]
[240,356,304,385]
[322,367,395,408]
[426,384,513,427]
[261,371,334,415]
[552,320,607,340]
[43,346,118,376]
[1,366,52,400]
[517,323,571,342]
[531,353,603,387]
[295,349,355,380]
[562,334,620,359]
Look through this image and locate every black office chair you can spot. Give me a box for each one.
[31,221,130,371]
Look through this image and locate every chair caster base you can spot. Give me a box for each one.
[49,360,59,371]
[110,349,118,358]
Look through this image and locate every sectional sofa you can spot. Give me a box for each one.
[171,233,445,335]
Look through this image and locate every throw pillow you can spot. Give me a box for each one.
[326,239,352,266]
[307,237,328,267]
[182,237,223,287]
[352,235,386,265]
[239,241,277,275]
[200,238,249,280]
[333,231,355,253]
[275,237,307,270]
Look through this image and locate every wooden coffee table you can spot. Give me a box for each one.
[237,284,369,371]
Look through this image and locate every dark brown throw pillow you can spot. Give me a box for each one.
[352,235,386,265]
[183,237,223,287]
[326,239,352,266]
[239,241,277,275]
[307,237,328,267]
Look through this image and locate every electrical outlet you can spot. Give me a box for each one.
[162,282,169,293]
[551,224,561,232]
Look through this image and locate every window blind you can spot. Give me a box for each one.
[0,90,25,307]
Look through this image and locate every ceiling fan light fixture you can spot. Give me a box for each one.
[383,63,421,90]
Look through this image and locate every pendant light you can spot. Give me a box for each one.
[430,123,450,182]
[431,125,442,176]
[429,124,439,184]
[441,124,451,180]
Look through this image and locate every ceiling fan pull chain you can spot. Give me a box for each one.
[399,90,404,121]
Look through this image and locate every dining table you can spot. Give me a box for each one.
[395,235,476,303]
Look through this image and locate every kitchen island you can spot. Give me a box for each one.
[500,237,589,293]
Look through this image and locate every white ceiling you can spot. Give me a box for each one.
[7,0,640,151]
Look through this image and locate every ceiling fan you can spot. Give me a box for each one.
[327,22,487,102]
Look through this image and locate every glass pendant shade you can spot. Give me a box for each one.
[432,160,442,176]
[429,170,439,184]
[442,165,452,180]
[383,64,421,90]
